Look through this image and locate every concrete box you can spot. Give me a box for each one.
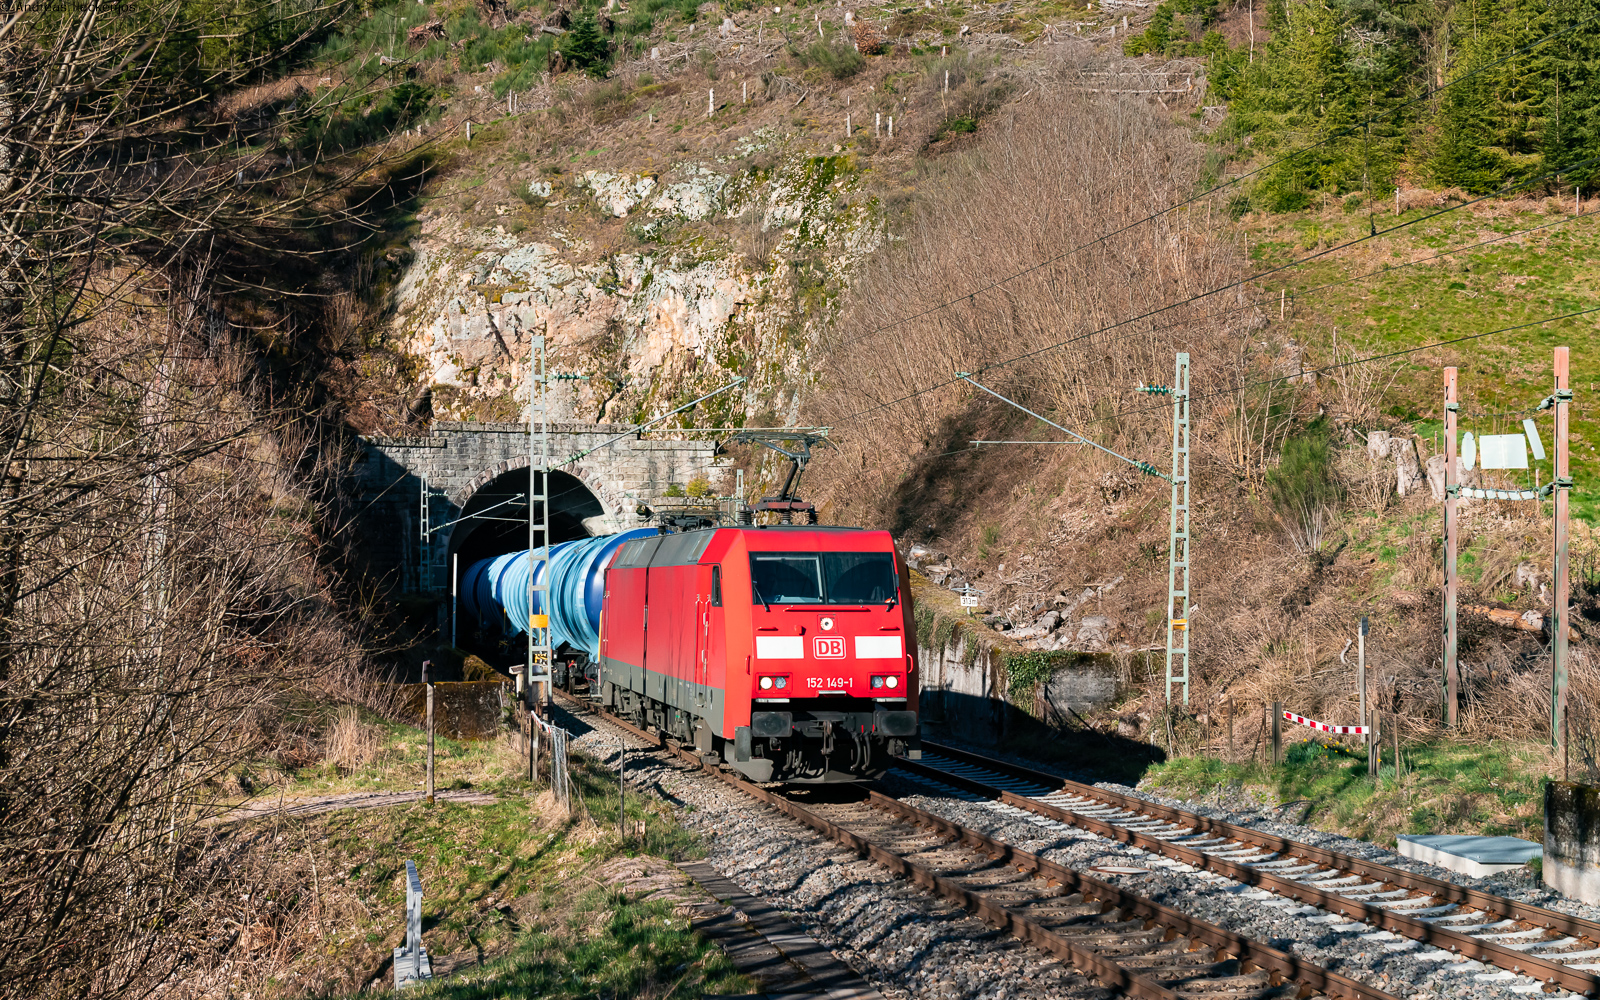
[1396,834,1540,877]
[1546,781,1600,903]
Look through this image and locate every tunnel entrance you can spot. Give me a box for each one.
[448,468,606,571]
[449,469,607,667]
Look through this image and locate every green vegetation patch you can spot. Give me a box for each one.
[1143,737,1551,845]
[789,39,867,80]
[402,884,745,999]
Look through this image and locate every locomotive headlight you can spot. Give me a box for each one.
[775,676,788,689]
[871,676,885,689]
[759,676,774,690]
[886,675,899,689]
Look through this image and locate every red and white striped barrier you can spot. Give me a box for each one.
[1282,710,1371,736]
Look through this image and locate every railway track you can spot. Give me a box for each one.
[897,741,1600,998]
[561,697,1403,1000]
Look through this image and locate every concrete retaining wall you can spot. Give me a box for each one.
[1546,780,1600,903]
[400,680,507,740]
[912,577,1139,744]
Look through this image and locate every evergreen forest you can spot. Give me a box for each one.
[1127,0,1600,208]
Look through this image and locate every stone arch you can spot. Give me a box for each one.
[443,463,622,573]
[450,459,618,523]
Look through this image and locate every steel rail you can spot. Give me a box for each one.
[558,696,1402,1000]
[907,742,1600,996]
[862,788,1398,1000]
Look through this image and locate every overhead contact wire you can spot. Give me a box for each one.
[838,152,1600,423]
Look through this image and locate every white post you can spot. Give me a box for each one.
[708,88,714,115]
[465,121,471,144]
[845,113,850,135]
[1395,187,1400,214]
[743,81,747,102]
[888,116,893,138]
[425,674,435,805]
[451,553,459,649]
[1358,616,1368,746]
[875,112,880,136]
[944,70,949,93]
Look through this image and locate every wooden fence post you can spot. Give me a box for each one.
[1227,697,1234,762]
[424,665,435,806]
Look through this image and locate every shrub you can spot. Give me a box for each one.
[1266,423,1343,554]
[790,40,865,80]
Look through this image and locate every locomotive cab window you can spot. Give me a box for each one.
[750,554,823,604]
[711,565,722,606]
[750,552,897,605]
[823,552,896,604]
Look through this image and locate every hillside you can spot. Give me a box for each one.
[7,0,1600,994]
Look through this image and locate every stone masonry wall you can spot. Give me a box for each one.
[355,420,726,593]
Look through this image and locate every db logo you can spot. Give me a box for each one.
[813,635,846,659]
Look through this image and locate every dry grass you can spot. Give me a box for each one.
[798,54,1600,764]
[325,706,383,773]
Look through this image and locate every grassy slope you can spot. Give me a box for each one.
[1142,737,1550,847]
[1135,199,1597,848]
[1246,198,1600,516]
[212,710,745,998]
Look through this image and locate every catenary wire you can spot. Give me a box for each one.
[947,203,1600,404]
[1097,304,1600,426]
[832,151,1600,422]
[936,203,1600,403]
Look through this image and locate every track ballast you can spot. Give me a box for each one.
[900,741,1599,998]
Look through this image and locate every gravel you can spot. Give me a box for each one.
[934,736,1600,922]
[560,706,1113,1000]
[549,705,1593,1000]
[911,740,1600,1000]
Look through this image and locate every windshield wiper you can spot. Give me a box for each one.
[752,579,772,612]
[886,571,900,610]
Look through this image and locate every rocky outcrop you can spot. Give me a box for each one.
[387,145,880,425]
[1367,431,1426,496]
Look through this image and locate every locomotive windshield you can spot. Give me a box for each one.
[750,552,897,605]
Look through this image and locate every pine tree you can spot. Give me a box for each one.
[1431,57,1507,193]
[1238,0,1371,209]
[560,12,610,75]
[1540,0,1600,189]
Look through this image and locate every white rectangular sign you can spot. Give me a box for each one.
[959,595,980,607]
[755,635,803,659]
[854,635,903,659]
[1479,434,1528,469]
[1524,418,1547,461]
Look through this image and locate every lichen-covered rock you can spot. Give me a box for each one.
[574,171,657,217]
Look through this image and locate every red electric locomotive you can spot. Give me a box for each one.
[597,525,921,782]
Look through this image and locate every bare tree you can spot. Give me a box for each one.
[0,1,420,994]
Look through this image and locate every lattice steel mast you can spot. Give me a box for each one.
[1162,353,1191,705]
[527,334,551,709]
